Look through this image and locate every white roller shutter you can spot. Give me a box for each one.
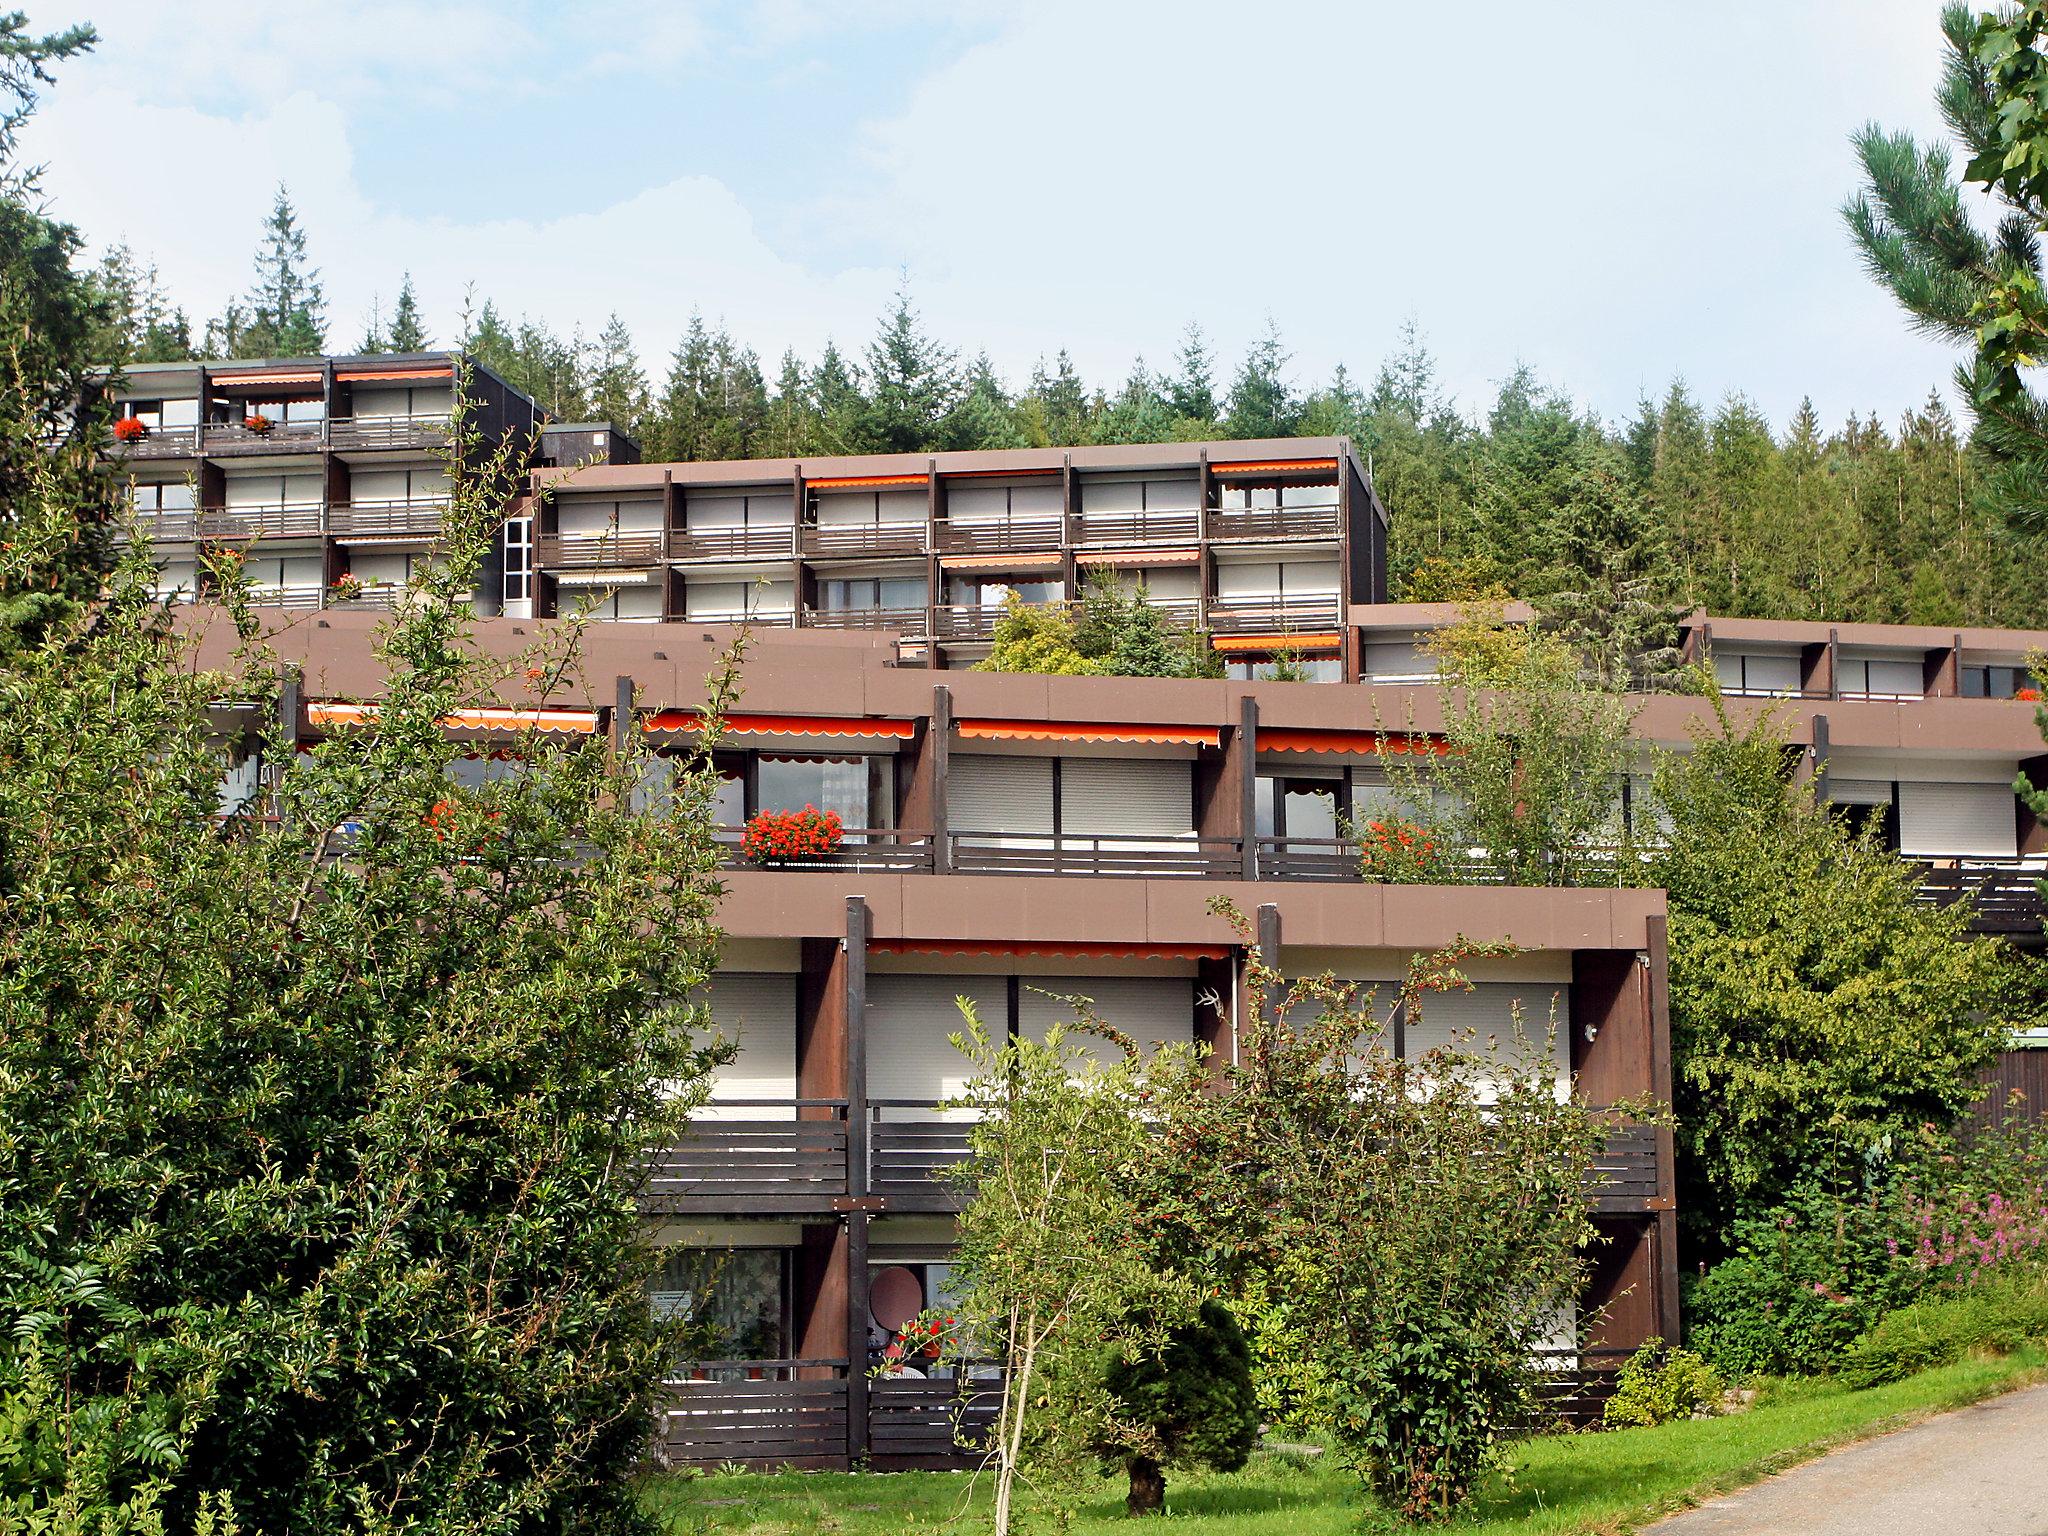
[1826,779,1892,806]
[684,581,745,620]
[1217,562,1279,598]
[224,474,279,507]
[947,485,1007,522]
[614,498,664,533]
[1281,559,1340,593]
[352,386,409,416]
[154,560,197,598]
[1133,567,1197,599]
[280,555,324,587]
[867,975,1006,1111]
[614,585,664,621]
[813,491,872,526]
[1897,782,2018,858]
[350,552,411,586]
[1365,641,1433,681]
[698,973,797,1118]
[687,494,746,530]
[1144,477,1199,510]
[950,754,1054,842]
[1082,478,1143,513]
[1060,758,1192,839]
[1009,481,1062,518]
[877,490,925,524]
[557,497,615,536]
[1017,976,1195,1069]
[352,468,409,501]
[1405,981,1571,1101]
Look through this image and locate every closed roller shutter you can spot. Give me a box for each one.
[1406,981,1571,1100]
[1017,976,1195,1069]
[555,497,616,535]
[1134,567,1197,599]
[947,485,1007,522]
[1082,478,1142,513]
[812,491,872,526]
[351,468,409,501]
[683,581,744,620]
[1009,482,1062,518]
[698,973,797,1119]
[1217,561,1279,598]
[1827,779,1892,806]
[1144,477,1199,510]
[877,490,925,523]
[950,754,1054,843]
[614,498,664,533]
[1365,641,1433,681]
[867,974,1006,1112]
[614,585,664,620]
[1060,758,1191,840]
[1281,559,1340,593]
[1850,658,1923,697]
[1897,782,2017,858]
[687,494,746,530]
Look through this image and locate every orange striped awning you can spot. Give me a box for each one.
[307,702,598,734]
[870,938,1231,962]
[806,473,926,490]
[1073,548,1201,566]
[641,710,916,740]
[939,552,1063,571]
[956,718,1220,747]
[335,366,453,382]
[1257,728,1451,757]
[1209,633,1342,654]
[1211,458,1338,476]
[210,369,323,387]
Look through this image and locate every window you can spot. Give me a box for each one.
[1226,656,1342,682]
[1712,651,1802,696]
[1961,664,2034,699]
[130,480,195,512]
[650,1248,788,1365]
[234,395,324,425]
[688,490,792,531]
[120,399,163,429]
[1256,772,1344,842]
[352,467,449,506]
[502,516,532,606]
[1837,656,1924,699]
[755,755,871,827]
[819,576,926,612]
[810,488,924,527]
[945,479,1062,524]
[1217,477,1337,512]
[445,755,526,789]
[948,575,1060,607]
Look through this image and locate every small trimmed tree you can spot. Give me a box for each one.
[1093,1300,1258,1516]
[976,591,1103,676]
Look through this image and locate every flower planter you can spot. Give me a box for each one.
[740,805,843,866]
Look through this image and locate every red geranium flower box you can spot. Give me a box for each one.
[741,805,843,866]
[112,416,149,441]
[244,412,274,433]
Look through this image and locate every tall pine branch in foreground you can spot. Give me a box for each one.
[1,81,740,1516]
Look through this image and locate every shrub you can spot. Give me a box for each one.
[1355,816,1443,883]
[1839,1273,2048,1389]
[739,804,843,864]
[1603,1338,1723,1428]
[1092,1300,1260,1515]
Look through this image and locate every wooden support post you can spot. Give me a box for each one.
[1255,902,1281,1034]
[930,684,953,875]
[1238,696,1259,880]
[612,674,633,752]
[844,896,869,1201]
[1646,916,1681,1344]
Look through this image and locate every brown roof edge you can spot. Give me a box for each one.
[1682,610,2048,655]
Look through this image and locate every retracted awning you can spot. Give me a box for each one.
[307,702,599,734]
[869,938,1231,961]
[335,366,453,382]
[1209,633,1342,654]
[956,718,1220,747]
[1256,728,1451,757]
[209,370,323,388]
[640,710,916,740]
[806,472,925,489]
[1072,548,1201,566]
[1211,458,1337,476]
[938,552,1063,571]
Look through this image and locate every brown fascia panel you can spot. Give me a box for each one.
[1684,610,2048,657]
[716,870,1666,952]
[529,436,1358,496]
[1348,600,1538,631]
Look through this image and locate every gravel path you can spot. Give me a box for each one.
[1643,1381,2048,1535]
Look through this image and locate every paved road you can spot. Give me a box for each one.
[1644,1382,2048,1536]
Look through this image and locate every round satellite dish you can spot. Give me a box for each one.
[870,1266,925,1333]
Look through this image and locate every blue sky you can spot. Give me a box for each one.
[21,1,1974,432]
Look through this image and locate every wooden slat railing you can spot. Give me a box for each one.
[798,605,931,634]
[716,829,936,874]
[1072,508,1201,544]
[666,523,796,560]
[200,503,326,540]
[1205,504,1341,541]
[535,531,666,568]
[204,419,325,450]
[328,498,450,538]
[112,425,200,457]
[1915,862,2047,936]
[1201,595,1342,635]
[869,1101,974,1210]
[868,1370,1000,1470]
[640,1100,850,1213]
[932,517,1063,554]
[950,831,1244,879]
[800,522,927,558]
[654,1361,850,1470]
[327,413,450,450]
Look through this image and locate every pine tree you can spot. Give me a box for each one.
[82,245,191,364]
[1023,350,1089,446]
[233,184,326,357]
[1222,318,1299,439]
[588,313,649,437]
[1164,322,1218,427]
[386,273,429,351]
[810,341,865,454]
[1095,359,1175,446]
[762,349,816,457]
[945,353,1029,450]
[860,284,960,453]
[1368,319,1438,422]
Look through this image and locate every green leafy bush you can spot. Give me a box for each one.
[1602,1338,1723,1428]
[1093,1300,1260,1515]
[1839,1274,2048,1389]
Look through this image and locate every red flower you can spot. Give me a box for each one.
[113,416,149,441]
[2017,687,2041,702]
[244,412,273,433]
[740,805,844,865]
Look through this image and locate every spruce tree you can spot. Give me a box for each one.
[235,184,326,357]
[860,284,960,453]
[763,349,816,457]
[945,353,1029,450]
[589,312,649,437]
[810,340,866,454]
[386,273,429,351]
[1164,321,1218,426]
[1024,349,1089,446]
[1222,318,1299,439]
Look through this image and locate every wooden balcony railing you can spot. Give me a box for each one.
[327,497,449,538]
[1201,595,1342,635]
[716,829,936,874]
[1587,1122,1661,1212]
[949,831,1245,879]
[1205,504,1341,541]
[200,503,326,540]
[204,418,326,451]
[117,509,204,544]
[798,605,931,634]
[870,1101,975,1210]
[245,585,325,612]
[868,1371,999,1471]
[655,1361,850,1471]
[327,412,451,450]
[112,424,200,458]
[1073,508,1201,544]
[932,516,1063,554]
[640,1099,850,1214]
[333,585,406,611]
[800,521,927,558]
[666,524,795,560]
[534,531,666,568]
[931,602,1044,641]
[1915,862,2047,936]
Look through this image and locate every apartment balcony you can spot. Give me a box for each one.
[1201,595,1342,635]
[948,831,1245,878]
[327,497,450,540]
[1205,504,1341,542]
[667,524,796,561]
[932,516,1063,555]
[327,412,452,451]
[199,502,326,541]
[111,425,200,459]
[534,531,667,569]
[799,521,928,559]
[332,584,406,612]
[640,1100,850,1215]
[202,418,327,454]
[1072,508,1201,545]
[798,605,932,636]
[116,509,204,545]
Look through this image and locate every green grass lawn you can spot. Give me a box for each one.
[640,1345,2046,1534]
